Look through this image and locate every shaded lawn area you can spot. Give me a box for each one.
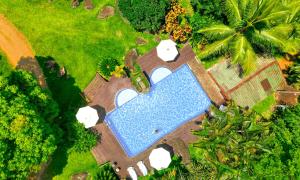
[0,0,157,179]
[50,149,99,180]
[0,0,156,89]
[252,94,276,119]
[0,52,11,76]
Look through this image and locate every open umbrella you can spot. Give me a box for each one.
[156,39,178,61]
[76,106,99,128]
[149,147,172,170]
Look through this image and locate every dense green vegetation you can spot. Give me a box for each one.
[195,0,299,74]
[285,61,300,90]
[0,53,11,76]
[190,102,300,179]
[118,0,170,32]
[0,70,61,179]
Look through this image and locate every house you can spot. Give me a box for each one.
[208,57,287,107]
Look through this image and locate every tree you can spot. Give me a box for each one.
[68,119,98,153]
[254,104,300,178]
[192,102,273,178]
[197,0,298,74]
[118,0,170,32]
[0,70,61,179]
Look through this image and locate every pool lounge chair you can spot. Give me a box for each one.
[127,167,138,180]
[137,161,148,176]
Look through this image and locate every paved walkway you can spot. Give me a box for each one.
[0,14,34,66]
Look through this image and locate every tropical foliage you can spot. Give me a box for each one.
[165,1,192,42]
[192,102,273,178]
[95,163,119,180]
[98,57,120,80]
[0,70,61,179]
[191,101,300,179]
[285,61,300,90]
[110,65,126,78]
[118,0,170,32]
[196,0,299,74]
[258,104,300,178]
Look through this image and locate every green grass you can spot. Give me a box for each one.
[45,149,99,180]
[0,52,12,76]
[252,94,276,118]
[0,0,157,89]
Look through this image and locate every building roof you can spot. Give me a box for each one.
[208,57,274,92]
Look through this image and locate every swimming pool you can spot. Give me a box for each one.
[105,64,211,157]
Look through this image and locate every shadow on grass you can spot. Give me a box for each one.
[36,56,86,179]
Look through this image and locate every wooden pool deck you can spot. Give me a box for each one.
[84,44,224,178]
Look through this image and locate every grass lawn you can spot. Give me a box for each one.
[0,52,11,76]
[51,150,99,180]
[0,0,157,179]
[0,0,157,89]
[252,94,276,118]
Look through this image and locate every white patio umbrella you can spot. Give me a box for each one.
[156,39,178,61]
[149,147,172,170]
[76,106,99,128]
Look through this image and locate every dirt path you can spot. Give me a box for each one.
[0,14,34,67]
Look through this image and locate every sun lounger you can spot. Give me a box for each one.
[137,161,148,176]
[127,167,138,180]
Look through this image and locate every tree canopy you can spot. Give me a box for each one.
[0,70,61,179]
[196,0,300,74]
[191,102,300,179]
[118,0,170,32]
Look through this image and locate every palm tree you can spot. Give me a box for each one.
[198,0,298,74]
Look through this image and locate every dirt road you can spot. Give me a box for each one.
[0,14,34,67]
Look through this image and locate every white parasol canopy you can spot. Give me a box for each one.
[76,106,99,128]
[149,147,172,170]
[156,39,178,61]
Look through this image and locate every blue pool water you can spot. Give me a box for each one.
[105,64,211,157]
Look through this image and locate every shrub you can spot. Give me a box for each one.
[165,1,192,42]
[95,163,119,180]
[98,57,119,80]
[68,120,99,153]
[118,0,170,32]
